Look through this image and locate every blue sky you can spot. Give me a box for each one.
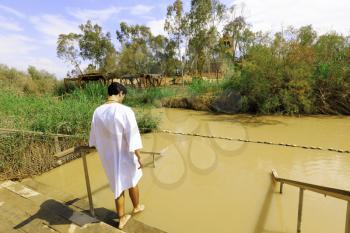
[0,0,349,79]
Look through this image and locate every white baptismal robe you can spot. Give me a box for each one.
[89,103,143,198]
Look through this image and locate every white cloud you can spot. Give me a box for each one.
[0,34,37,55]
[147,19,165,36]
[68,4,154,22]
[130,4,154,16]
[30,14,79,37]
[0,4,25,18]
[235,0,350,34]
[68,6,121,23]
[0,32,72,79]
[0,16,22,31]
[30,14,80,45]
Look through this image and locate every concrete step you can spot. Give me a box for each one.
[0,180,126,233]
[20,178,167,233]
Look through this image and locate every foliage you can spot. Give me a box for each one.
[116,22,177,75]
[57,20,117,74]
[0,64,57,95]
[187,77,221,96]
[1,1,349,116]
[136,109,161,133]
[125,86,178,107]
[0,83,160,136]
[225,26,350,114]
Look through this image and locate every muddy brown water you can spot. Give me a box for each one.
[33,108,350,233]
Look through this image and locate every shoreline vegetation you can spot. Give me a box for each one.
[1,0,349,180]
[1,66,350,180]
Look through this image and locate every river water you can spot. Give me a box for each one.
[33,108,350,233]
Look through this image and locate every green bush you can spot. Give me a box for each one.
[187,77,220,96]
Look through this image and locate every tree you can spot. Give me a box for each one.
[184,0,227,75]
[297,25,317,46]
[116,22,154,75]
[223,12,251,62]
[207,0,226,77]
[164,0,185,77]
[57,21,117,75]
[187,0,213,74]
[57,33,83,74]
[79,20,116,71]
[117,22,152,46]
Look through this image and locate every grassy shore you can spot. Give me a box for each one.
[0,83,165,180]
[0,78,226,180]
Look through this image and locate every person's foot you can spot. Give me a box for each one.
[132,204,145,215]
[118,214,131,229]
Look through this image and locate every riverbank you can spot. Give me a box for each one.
[1,76,350,181]
[0,85,161,181]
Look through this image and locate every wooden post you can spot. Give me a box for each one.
[82,152,95,217]
[297,188,304,233]
[346,201,350,233]
[54,136,61,154]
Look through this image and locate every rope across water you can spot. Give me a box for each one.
[153,129,350,154]
[1,128,349,154]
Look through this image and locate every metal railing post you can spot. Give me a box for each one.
[272,169,350,233]
[346,201,350,233]
[297,188,304,233]
[152,153,155,168]
[280,182,284,194]
[82,152,95,217]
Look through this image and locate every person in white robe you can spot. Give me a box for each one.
[89,82,145,229]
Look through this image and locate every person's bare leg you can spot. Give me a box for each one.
[115,191,131,229]
[128,185,139,208]
[129,185,145,214]
[115,191,125,218]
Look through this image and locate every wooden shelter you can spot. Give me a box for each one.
[64,72,164,89]
[64,73,106,88]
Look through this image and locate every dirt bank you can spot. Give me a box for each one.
[161,95,214,112]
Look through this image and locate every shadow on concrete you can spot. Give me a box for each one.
[83,207,119,227]
[13,199,73,229]
[64,198,119,228]
[14,199,100,230]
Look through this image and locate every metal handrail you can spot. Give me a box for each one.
[271,169,350,233]
[54,145,160,218]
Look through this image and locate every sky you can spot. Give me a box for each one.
[0,0,349,79]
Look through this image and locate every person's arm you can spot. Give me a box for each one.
[125,108,143,169]
[135,149,143,169]
[89,115,96,147]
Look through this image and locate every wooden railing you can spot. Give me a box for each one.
[271,169,350,233]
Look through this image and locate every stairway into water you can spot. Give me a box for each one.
[0,179,166,233]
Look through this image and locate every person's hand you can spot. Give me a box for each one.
[137,158,143,169]
[135,149,143,169]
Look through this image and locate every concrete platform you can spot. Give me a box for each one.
[0,180,166,233]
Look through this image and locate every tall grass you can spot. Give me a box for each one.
[125,86,178,107]
[187,77,222,96]
[0,89,102,136]
[0,83,162,136]
[0,83,163,180]
[0,133,84,180]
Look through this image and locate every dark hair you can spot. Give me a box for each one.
[108,82,127,96]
